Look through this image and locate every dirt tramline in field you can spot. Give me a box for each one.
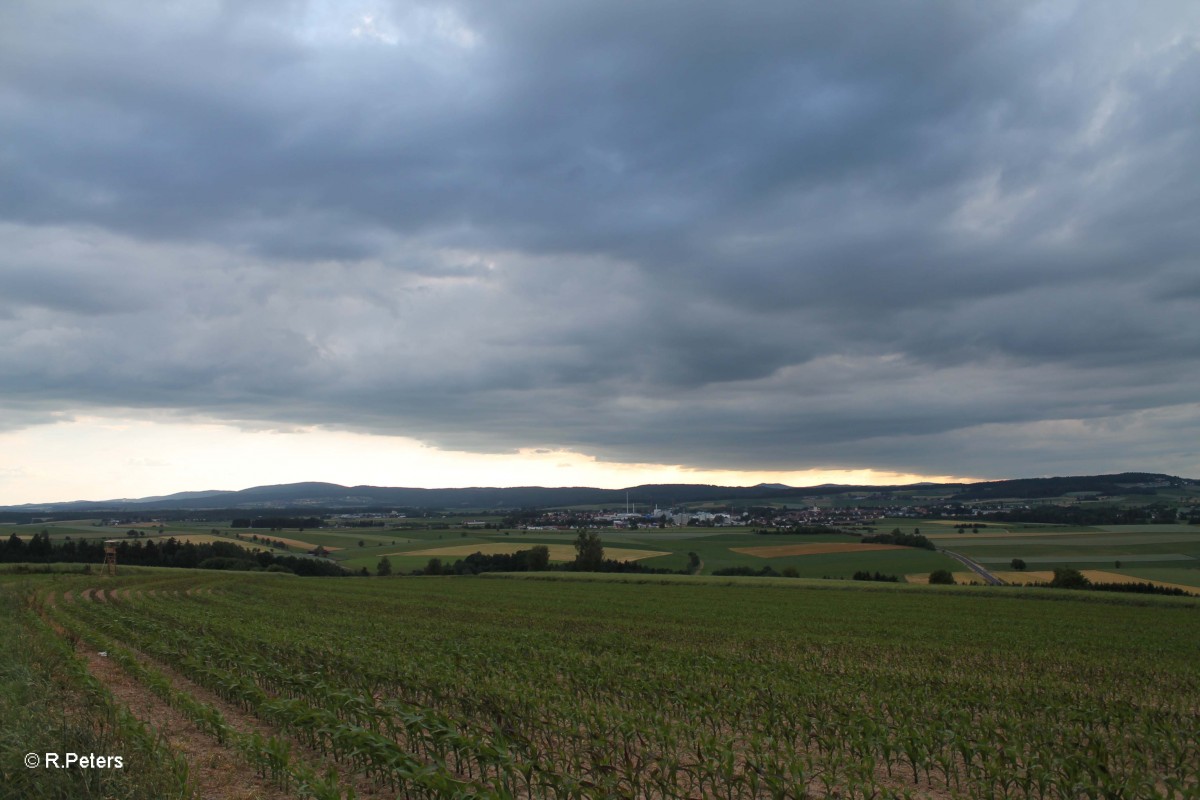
[14,570,1200,799]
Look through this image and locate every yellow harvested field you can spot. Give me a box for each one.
[398,543,669,562]
[146,533,340,552]
[986,570,1197,594]
[1080,570,1199,594]
[150,534,270,551]
[904,571,984,585]
[732,543,905,558]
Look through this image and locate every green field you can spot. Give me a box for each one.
[933,523,1200,588]
[3,568,1197,798]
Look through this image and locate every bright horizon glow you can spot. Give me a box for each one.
[0,415,980,505]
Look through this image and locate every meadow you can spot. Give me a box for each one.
[4,566,1199,799]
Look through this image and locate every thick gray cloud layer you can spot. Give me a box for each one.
[2,0,1199,478]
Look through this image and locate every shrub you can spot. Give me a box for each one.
[1049,568,1090,590]
[928,569,956,585]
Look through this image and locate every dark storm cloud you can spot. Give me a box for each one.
[2,0,1200,478]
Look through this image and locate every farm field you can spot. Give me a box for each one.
[932,522,1200,589]
[4,568,1198,799]
[10,517,1199,586]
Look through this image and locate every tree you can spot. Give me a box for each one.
[573,530,604,571]
[27,530,52,560]
[526,545,550,571]
[1011,558,1027,571]
[423,557,443,575]
[687,551,701,574]
[1050,568,1090,590]
[928,569,956,585]
[377,556,392,577]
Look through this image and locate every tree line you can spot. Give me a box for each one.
[406,532,680,577]
[230,517,325,530]
[862,528,936,550]
[962,505,1183,526]
[0,532,346,576]
[754,524,844,536]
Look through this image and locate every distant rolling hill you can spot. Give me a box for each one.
[1,472,1193,513]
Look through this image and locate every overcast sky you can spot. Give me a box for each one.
[3,1,1199,502]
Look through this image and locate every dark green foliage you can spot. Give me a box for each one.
[573,531,605,571]
[231,517,324,529]
[712,565,780,577]
[928,569,956,585]
[568,558,679,575]
[1088,581,1192,597]
[3,533,23,557]
[862,529,936,550]
[0,535,347,576]
[376,556,392,576]
[419,545,677,577]
[27,530,53,558]
[429,547,552,575]
[526,544,551,571]
[755,524,844,535]
[1011,558,1027,570]
[1050,568,1091,590]
[852,571,899,583]
[977,504,1179,526]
